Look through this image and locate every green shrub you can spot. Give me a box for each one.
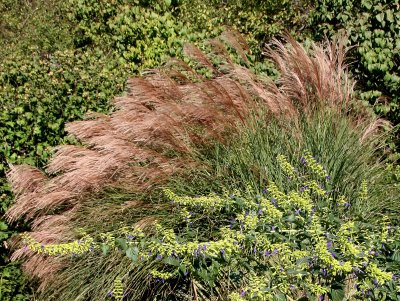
[0,0,72,58]
[308,0,400,129]
[0,48,127,172]
[69,0,224,72]
[0,262,30,301]
[177,0,311,59]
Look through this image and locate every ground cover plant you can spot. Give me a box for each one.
[5,31,400,300]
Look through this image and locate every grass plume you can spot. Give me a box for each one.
[6,32,398,300]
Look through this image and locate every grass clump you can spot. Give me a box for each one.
[6,33,400,300]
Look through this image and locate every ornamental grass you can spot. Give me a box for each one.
[6,32,400,300]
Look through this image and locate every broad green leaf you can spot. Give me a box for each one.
[273,293,286,301]
[115,238,128,251]
[331,288,345,301]
[101,244,110,255]
[126,247,139,261]
[386,10,394,23]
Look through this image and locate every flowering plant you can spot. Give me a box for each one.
[22,153,400,300]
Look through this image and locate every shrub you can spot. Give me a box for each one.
[177,0,312,59]
[0,261,30,301]
[0,49,127,172]
[308,0,400,136]
[6,33,400,300]
[69,0,224,72]
[0,0,72,58]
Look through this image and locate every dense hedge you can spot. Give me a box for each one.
[0,0,73,59]
[0,49,127,171]
[177,0,311,58]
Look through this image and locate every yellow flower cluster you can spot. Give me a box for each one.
[306,283,328,297]
[245,275,274,301]
[259,197,283,220]
[303,180,327,197]
[337,222,362,257]
[228,292,242,301]
[243,213,259,230]
[277,154,296,177]
[287,191,313,213]
[367,263,393,285]
[179,208,192,223]
[267,181,287,202]
[359,179,368,202]
[145,224,240,261]
[164,188,232,210]
[119,225,145,239]
[313,238,351,274]
[149,270,176,281]
[21,233,94,256]
[113,276,124,301]
[302,151,329,179]
[381,216,390,243]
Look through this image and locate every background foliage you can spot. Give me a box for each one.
[177,0,311,58]
[308,0,400,137]
[0,0,72,58]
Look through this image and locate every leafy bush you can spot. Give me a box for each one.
[0,0,72,58]
[0,262,30,301]
[308,0,400,130]
[177,0,311,58]
[0,48,127,171]
[69,0,223,72]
